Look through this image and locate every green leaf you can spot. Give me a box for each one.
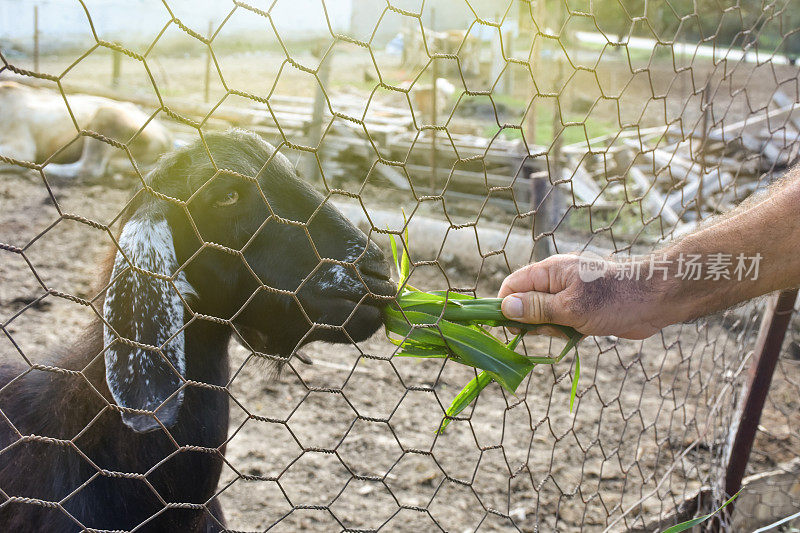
[433,322,535,392]
[428,290,476,301]
[438,371,493,434]
[384,307,534,393]
[507,334,524,350]
[400,248,410,282]
[660,491,740,533]
[400,212,410,282]
[519,332,582,365]
[438,335,523,434]
[397,341,448,358]
[389,232,400,282]
[569,350,580,413]
[397,294,583,342]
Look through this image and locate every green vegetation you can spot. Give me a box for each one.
[660,491,740,533]
[383,226,582,433]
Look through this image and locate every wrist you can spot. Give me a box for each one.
[603,250,704,329]
[654,266,702,325]
[651,243,731,325]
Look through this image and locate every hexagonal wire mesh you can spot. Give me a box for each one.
[1,0,799,531]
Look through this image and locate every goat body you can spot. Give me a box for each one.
[0,321,231,531]
[0,130,394,530]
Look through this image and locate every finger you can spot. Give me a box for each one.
[501,291,574,327]
[519,324,570,339]
[498,255,576,299]
[498,263,551,299]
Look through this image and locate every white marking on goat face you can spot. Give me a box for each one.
[314,240,369,292]
[316,263,353,291]
[103,215,193,431]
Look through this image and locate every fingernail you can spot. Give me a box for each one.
[504,296,524,319]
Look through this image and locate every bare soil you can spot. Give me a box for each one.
[2,171,797,532]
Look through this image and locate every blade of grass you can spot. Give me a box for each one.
[438,371,492,434]
[400,212,410,282]
[660,491,740,532]
[397,294,582,340]
[569,351,580,413]
[428,290,477,300]
[384,308,534,392]
[422,320,534,392]
[397,343,449,358]
[389,232,401,282]
[438,334,525,434]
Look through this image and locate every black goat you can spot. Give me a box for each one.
[0,130,395,531]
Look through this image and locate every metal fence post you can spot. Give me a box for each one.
[697,80,711,220]
[724,288,798,498]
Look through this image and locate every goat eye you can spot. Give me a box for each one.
[214,190,239,208]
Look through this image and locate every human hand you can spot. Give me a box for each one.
[497,254,673,340]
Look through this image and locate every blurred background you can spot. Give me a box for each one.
[2,1,800,531]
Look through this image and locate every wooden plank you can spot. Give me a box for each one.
[404,163,524,190]
[391,138,529,168]
[372,164,410,190]
[628,166,680,225]
[738,133,785,165]
[708,102,800,140]
[622,138,695,171]
[771,91,800,131]
[665,168,734,212]
[561,166,601,204]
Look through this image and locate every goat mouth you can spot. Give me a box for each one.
[359,267,391,283]
[305,280,394,319]
[363,270,397,295]
[300,270,396,330]
[346,279,397,304]
[329,289,394,308]
[324,272,396,304]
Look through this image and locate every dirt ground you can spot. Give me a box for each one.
[2,27,800,530]
[2,169,797,532]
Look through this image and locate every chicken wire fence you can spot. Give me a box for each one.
[1,0,800,531]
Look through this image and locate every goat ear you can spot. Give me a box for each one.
[103,212,193,433]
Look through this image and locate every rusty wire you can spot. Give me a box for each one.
[1,0,800,531]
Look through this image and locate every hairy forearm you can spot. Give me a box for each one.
[653,170,800,325]
[499,166,800,339]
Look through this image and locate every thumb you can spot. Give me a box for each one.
[501,291,566,326]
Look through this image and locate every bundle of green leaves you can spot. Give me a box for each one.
[382,229,583,433]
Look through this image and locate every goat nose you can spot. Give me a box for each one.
[357,247,395,297]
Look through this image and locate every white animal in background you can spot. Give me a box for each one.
[0,81,173,180]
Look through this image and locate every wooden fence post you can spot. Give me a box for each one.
[33,5,39,72]
[308,43,332,184]
[429,8,438,195]
[204,20,214,103]
[111,44,122,88]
